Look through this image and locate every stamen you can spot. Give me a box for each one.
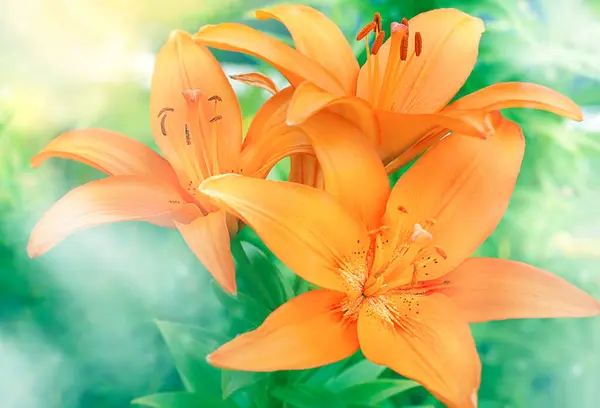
[373,12,382,32]
[157,107,174,118]
[410,223,432,243]
[160,114,168,136]
[401,17,409,27]
[208,95,222,102]
[356,21,376,41]
[371,30,385,55]
[184,124,191,145]
[414,32,423,56]
[434,246,448,260]
[400,35,409,61]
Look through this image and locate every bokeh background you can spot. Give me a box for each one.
[2,0,600,407]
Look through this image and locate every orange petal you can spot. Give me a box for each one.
[288,154,323,188]
[28,176,194,258]
[193,23,345,95]
[383,112,524,285]
[229,72,279,95]
[358,9,484,113]
[383,128,448,174]
[448,82,583,121]
[239,87,313,179]
[151,30,243,181]
[288,81,380,144]
[208,289,358,371]
[256,5,359,94]
[375,109,491,167]
[31,129,178,184]
[358,293,480,408]
[175,210,236,294]
[199,174,368,292]
[440,258,600,323]
[298,112,389,231]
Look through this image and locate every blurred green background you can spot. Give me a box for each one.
[1,0,600,407]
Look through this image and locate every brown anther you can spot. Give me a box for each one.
[157,107,174,118]
[397,205,409,213]
[160,114,168,136]
[401,17,408,27]
[434,246,448,260]
[371,30,385,55]
[415,32,423,56]
[400,35,409,61]
[373,12,382,32]
[208,95,222,102]
[184,124,191,145]
[356,21,376,41]
[209,115,223,123]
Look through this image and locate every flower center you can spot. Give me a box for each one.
[337,206,450,321]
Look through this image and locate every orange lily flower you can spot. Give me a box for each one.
[193,5,583,181]
[197,111,599,407]
[27,31,311,294]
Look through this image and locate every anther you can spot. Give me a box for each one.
[208,95,222,102]
[410,223,432,243]
[160,114,168,136]
[209,115,223,123]
[401,17,409,27]
[397,205,409,213]
[184,124,191,145]
[373,12,382,32]
[356,21,376,41]
[372,30,385,55]
[400,35,409,61]
[157,107,174,118]
[434,246,448,260]
[414,32,423,57]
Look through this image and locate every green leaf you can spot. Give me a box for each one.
[156,320,226,394]
[271,384,345,408]
[132,392,237,408]
[235,240,290,310]
[326,359,387,392]
[221,370,268,399]
[338,379,420,405]
[211,281,272,331]
[301,359,349,386]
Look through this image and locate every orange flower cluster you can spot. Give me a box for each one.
[28,5,598,408]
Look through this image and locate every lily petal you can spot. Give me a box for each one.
[151,30,242,180]
[288,154,323,188]
[448,82,583,121]
[28,176,194,258]
[440,258,600,323]
[230,72,279,95]
[288,81,379,143]
[31,129,179,184]
[375,109,491,167]
[358,293,480,408]
[208,289,359,371]
[194,24,345,95]
[175,210,236,294]
[239,87,313,179]
[298,112,389,230]
[256,5,359,94]
[384,112,524,284]
[199,174,368,292]
[358,9,484,113]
